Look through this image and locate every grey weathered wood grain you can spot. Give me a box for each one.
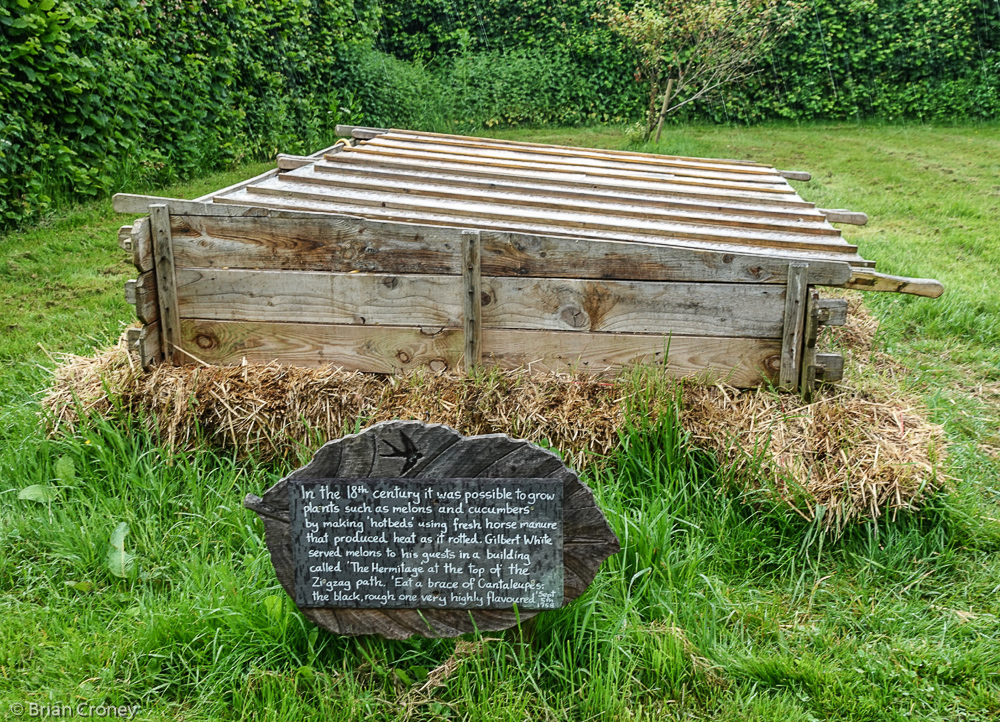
[815,298,848,326]
[818,208,868,226]
[172,269,787,338]
[118,225,133,251]
[844,270,945,298]
[816,353,845,383]
[166,212,857,284]
[779,264,809,391]
[149,204,181,364]
[128,271,158,324]
[461,231,482,368]
[799,290,821,401]
[779,170,812,181]
[245,420,619,638]
[130,216,153,272]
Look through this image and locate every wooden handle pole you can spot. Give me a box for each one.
[462,230,482,371]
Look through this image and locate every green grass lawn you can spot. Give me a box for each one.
[1,122,999,721]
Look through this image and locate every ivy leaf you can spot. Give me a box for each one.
[106,522,136,578]
[19,484,57,503]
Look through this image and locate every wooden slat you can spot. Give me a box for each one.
[164,211,857,285]
[130,216,153,272]
[384,128,768,168]
[816,353,844,383]
[126,271,158,324]
[844,270,944,298]
[816,298,848,326]
[181,319,464,373]
[483,329,781,385]
[324,151,811,208]
[366,136,787,186]
[283,166,838,235]
[799,290,821,401]
[118,225,133,251]
[779,170,811,181]
[138,321,162,369]
[462,231,482,368]
[149,204,181,364]
[177,318,781,386]
[241,181,857,255]
[336,124,388,140]
[382,131,774,176]
[339,144,794,195]
[308,161,827,222]
[819,209,868,226]
[194,167,279,203]
[172,269,787,338]
[779,264,809,390]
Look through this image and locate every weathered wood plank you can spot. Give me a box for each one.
[324,152,810,209]
[779,170,812,181]
[179,319,781,385]
[128,271,158,324]
[339,144,795,195]
[819,208,868,226]
[245,179,850,253]
[365,136,788,186]
[381,131,772,175]
[816,298,848,326]
[482,329,781,386]
[193,167,280,203]
[336,124,388,140]
[815,353,844,383]
[180,319,465,373]
[843,270,944,298]
[461,231,482,369]
[173,269,787,337]
[149,204,181,364]
[287,165,838,235]
[166,212,857,285]
[799,290,821,401]
[309,161,827,222]
[118,225,133,251]
[130,216,153,272]
[779,264,809,390]
[383,128,768,168]
[128,321,162,369]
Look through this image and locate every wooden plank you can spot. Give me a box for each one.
[815,298,848,326]
[309,161,827,222]
[482,329,781,386]
[242,181,856,254]
[815,353,844,383]
[843,270,944,298]
[124,279,136,305]
[173,270,786,338]
[193,167,280,203]
[779,170,811,181]
[179,319,465,373]
[130,216,153,272]
[819,208,868,226]
[382,131,773,176]
[138,322,162,369]
[177,319,781,386]
[462,231,482,369]
[365,136,788,186]
[166,209,857,285]
[779,264,809,391]
[218,189,872,266]
[129,271,158,324]
[168,212,856,284]
[339,144,795,195]
[336,124,388,139]
[149,204,181,364]
[284,166,838,235]
[799,290,821,401]
[385,128,768,169]
[118,225,133,251]
[324,151,811,208]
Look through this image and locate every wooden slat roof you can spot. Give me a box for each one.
[209,128,876,269]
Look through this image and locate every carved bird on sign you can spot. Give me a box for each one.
[379,432,423,474]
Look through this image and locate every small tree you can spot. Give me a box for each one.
[604,0,802,140]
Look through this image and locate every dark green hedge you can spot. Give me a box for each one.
[0,0,377,227]
[381,0,1000,124]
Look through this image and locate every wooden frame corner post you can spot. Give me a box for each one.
[461,230,482,372]
[779,262,809,392]
[149,204,182,365]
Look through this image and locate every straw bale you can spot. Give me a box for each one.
[43,306,946,529]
